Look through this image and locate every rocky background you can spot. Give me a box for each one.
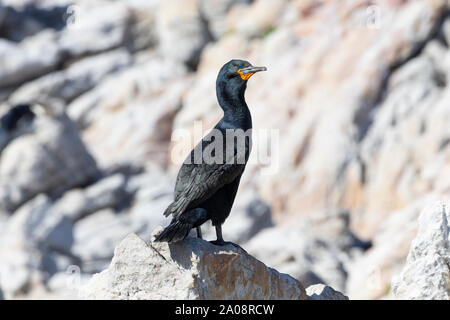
[0,0,450,299]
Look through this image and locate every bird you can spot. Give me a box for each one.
[154,59,266,245]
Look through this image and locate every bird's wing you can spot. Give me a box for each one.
[164,161,245,219]
[164,129,248,218]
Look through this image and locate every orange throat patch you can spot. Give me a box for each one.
[237,69,254,80]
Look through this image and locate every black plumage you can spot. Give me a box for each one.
[155,59,266,245]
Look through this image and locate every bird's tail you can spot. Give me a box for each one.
[154,219,192,243]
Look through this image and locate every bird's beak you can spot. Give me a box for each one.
[238,66,267,80]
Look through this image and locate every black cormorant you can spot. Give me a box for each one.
[155,59,266,245]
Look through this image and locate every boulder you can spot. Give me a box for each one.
[57,2,133,59]
[306,284,349,300]
[71,209,136,274]
[0,195,54,297]
[244,214,367,292]
[346,196,437,299]
[0,173,133,298]
[10,49,132,104]
[0,103,100,212]
[80,230,308,300]
[68,54,189,168]
[156,0,212,69]
[392,202,450,300]
[0,30,62,88]
[50,173,130,221]
[198,0,251,39]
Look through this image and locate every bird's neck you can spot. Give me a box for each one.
[216,81,252,130]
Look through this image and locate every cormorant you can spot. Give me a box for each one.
[155,59,266,245]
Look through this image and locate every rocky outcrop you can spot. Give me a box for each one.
[306,284,349,300]
[0,31,62,88]
[392,202,450,300]
[0,103,100,212]
[80,230,308,300]
[9,49,132,104]
[345,195,443,299]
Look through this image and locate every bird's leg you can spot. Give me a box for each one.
[196,226,202,239]
[210,225,235,246]
[215,225,224,244]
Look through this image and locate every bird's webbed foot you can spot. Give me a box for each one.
[209,239,240,248]
[210,225,242,248]
[209,239,227,246]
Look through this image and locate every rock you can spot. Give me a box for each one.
[156,0,212,69]
[353,53,446,237]
[0,195,54,297]
[0,172,134,297]
[245,214,367,292]
[71,209,136,274]
[125,169,174,234]
[68,54,189,168]
[50,173,131,221]
[0,103,36,153]
[225,0,286,38]
[10,49,132,104]
[0,1,68,42]
[392,202,450,300]
[198,0,250,39]
[2,0,450,301]
[57,2,133,59]
[67,170,172,274]
[80,231,307,300]
[306,284,349,300]
[0,30,62,88]
[346,196,437,299]
[46,270,91,300]
[0,104,100,212]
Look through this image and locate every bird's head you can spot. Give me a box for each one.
[217,60,267,95]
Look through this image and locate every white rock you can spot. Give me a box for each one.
[0,195,53,297]
[245,219,358,292]
[79,231,307,300]
[69,55,188,168]
[10,49,132,103]
[345,196,436,299]
[51,173,129,221]
[392,202,450,300]
[306,284,349,300]
[71,209,136,273]
[0,108,99,212]
[57,2,133,58]
[156,0,211,69]
[198,0,250,39]
[0,30,61,87]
